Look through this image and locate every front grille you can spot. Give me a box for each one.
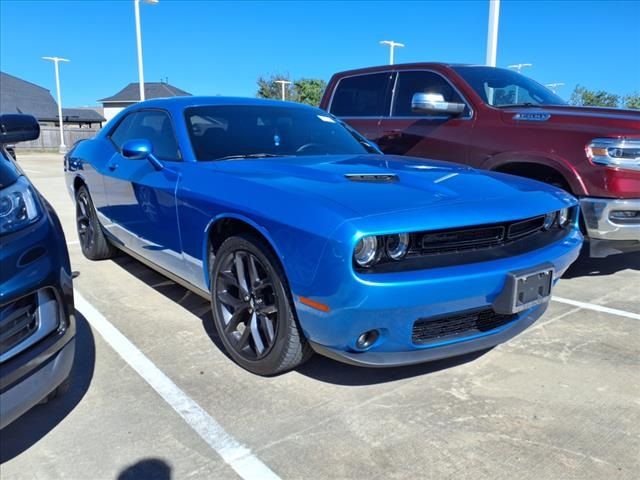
[0,288,60,362]
[0,293,39,354]
[412,308,517,344]
[415,215,546,256]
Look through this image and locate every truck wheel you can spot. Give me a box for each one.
[75,185,115,260]
[210,233,312,375]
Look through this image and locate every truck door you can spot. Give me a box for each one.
[377,70,474,163]
[326,71,395,144]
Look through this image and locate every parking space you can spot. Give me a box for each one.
[2,153,639,479]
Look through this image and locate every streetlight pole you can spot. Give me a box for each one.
[485,0,500,67]
[42,56,70,153]
[379,40,405,65]
[545,82,565,94]
[275,80,291,100]
[134,0,158,101]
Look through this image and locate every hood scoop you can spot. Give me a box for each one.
[345,173,399,183]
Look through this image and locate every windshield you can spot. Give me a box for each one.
[185,105,379,161]
[452,66,566,107]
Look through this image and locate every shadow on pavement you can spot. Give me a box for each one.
[563,247,640,279]
[111,254,492,384]
[117,457,172,480]
[0,313,96,463]
[110,255,228,357]
[297,348,491,386]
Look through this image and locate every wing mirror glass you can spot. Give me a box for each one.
[121,138,163,170]
[0,114,40,144]
[411,92,466,116]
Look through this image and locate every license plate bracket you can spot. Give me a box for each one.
[493,263,554,315]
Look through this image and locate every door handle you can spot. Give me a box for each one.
[108,162,118,171]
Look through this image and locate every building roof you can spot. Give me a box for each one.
[62,107,105,123]
[99,82,192,103]
[0,71,59,121]
[0,72,105,123]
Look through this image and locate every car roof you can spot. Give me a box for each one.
[329,62,491,78]
[133,96,314,110]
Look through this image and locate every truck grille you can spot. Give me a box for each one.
[412,308,517,344]
[416,215,546,255]
[0,293,39,355]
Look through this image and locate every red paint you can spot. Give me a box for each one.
[321,63,640,199]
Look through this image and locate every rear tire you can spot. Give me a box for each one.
[75,185,115,260]
[210,234,312,375]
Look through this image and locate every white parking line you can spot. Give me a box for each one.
[74,291,281,480]
[553,296,640,320]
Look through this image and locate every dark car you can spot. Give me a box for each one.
[0,114,75,429]
[321,63,640,257]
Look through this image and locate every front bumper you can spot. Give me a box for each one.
[295,228,582,367]
[0,194,76,428]
[580,197,640,256]
[0,339,75,429]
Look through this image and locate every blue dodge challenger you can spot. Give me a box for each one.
[65,97,582,375]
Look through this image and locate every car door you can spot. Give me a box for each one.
[103,109,183,273]
[377,70,474,163]
[326,71,395,143]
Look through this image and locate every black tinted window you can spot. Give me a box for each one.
[185,105,376,161]
[393,71,466,116]
[109,110,180,161]
[330,73,391,117]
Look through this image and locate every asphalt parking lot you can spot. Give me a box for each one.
[2,152,639,480]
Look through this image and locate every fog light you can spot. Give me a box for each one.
[356,329,379,350]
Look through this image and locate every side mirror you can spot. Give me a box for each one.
[121,138,163,170]
[411,92,466,116]
[0,114,40,144]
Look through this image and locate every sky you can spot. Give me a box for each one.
[1,0,639,107]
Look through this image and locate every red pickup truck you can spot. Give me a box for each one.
[320,63,640,257]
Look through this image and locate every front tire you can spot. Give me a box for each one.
[75,185,114,260]
[210,234,312,375]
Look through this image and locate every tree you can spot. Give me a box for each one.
[623,92,640,110]
[293,78,327,106]
[569,85,620,108]
[256,74,294,101]
[256,74,327,105]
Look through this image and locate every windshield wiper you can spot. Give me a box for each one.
[215,153,292,161]
[494,102,541,109]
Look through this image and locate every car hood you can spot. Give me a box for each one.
[500,105,640,137]
[208,154,574,228]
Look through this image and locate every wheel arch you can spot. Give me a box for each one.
[203,213,287,290]
[484,153,587,196]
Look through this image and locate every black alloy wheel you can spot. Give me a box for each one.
[75,186,114,260]
[210,234,312,375]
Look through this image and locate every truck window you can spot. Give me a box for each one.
[329,73,391,117]
[393,71,466,116]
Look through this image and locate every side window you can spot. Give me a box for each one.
[393,71,467,116]
[128,111,180,161]
[329,73,391,117]
[109,113,137,149]
[109,110,180,161]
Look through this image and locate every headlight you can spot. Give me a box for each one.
[0,176,41,235]
[557,207,570,227]
[386,233,409,260]
[586,138,640,172]
[354,235,379,267]
[543,211,556,230]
